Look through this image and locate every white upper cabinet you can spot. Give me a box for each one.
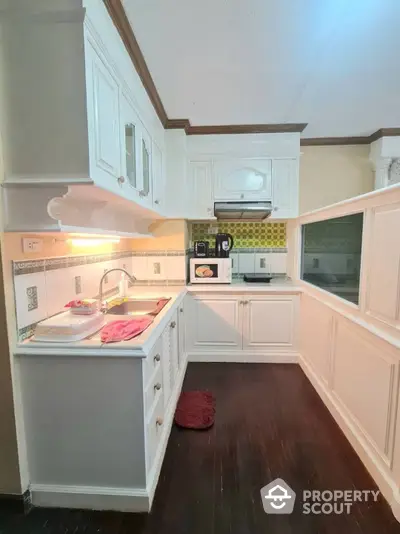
[188,161,214,219]
[214,159,272,201]
[271,159,299,218]
[152,141,164,211]
[90,50,121,184]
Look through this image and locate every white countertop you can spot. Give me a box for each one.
[16,287,187,358]
[15,280,302,358]
[187,278,302,293]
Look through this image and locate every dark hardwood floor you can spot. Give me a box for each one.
[1,363,399,533]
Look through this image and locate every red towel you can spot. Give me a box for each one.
[101,317,153,343]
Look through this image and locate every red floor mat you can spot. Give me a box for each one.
[174,391,216,429]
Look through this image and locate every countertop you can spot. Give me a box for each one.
[15,280,302,358]
[187,278,302,293]
[16,287,187,358]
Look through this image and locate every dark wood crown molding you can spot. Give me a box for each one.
[103,0,168,127]
[300,136,370,146]
[301,128,400,146]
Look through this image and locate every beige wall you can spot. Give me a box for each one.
[130,220,188,251]
[299,145,374,214]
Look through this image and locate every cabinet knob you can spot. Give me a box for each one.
[179,308,184,313]
[170,321,176,328]
[154,200,160,205]
[154,382,162,391]
[243,300,249,305]
[240,194,244,199]
[154,353,161,362]
[156,417,163,426]
[139,190,146,197]
[117,175,125,185]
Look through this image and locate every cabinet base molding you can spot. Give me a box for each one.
[299,354,400,522]
[188,351,299,363]
[30,484,150,512]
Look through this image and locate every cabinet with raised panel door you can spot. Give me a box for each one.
[214,159,272,201]
[185,293,298,357]
[188,161,214,219]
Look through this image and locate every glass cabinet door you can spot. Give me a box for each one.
[142,138,150,196]
[124,123,136,188]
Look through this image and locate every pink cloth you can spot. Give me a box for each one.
[101,317,153,343]
[149,298,170,316]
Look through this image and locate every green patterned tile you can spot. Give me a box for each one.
[190,222,287,249]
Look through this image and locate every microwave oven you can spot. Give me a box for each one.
[189,258,232,284]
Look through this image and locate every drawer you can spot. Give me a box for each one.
[145,388,165,473]
[143,337,163,387]
[144,361,163,416]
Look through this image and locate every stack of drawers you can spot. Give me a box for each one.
[143,337,165,473]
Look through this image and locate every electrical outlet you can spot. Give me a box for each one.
[22,237,43,253]
[153,262,161,275]
[207,225,219,235]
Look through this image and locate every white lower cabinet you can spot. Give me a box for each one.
[242,296,295,349]
[186,293,299,360]
[19,302,187,514]
[186,295,243,350]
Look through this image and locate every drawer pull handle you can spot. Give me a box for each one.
[170,321,176,328]
[117,175,125,184]
[156,417,163,426]
[154,354,161,362]
[154,382,162,391]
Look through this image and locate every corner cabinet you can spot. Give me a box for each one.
[185,293,299,360]
[214,159,272,201]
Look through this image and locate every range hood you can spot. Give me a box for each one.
[214,201,273,220]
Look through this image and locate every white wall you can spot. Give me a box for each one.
[300,145,374,214]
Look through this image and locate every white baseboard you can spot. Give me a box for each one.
[299,354,400,520]
[188,351,299,363]
[30,484,149,512]
[146,357,188,509]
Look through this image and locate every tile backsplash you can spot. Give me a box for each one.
[13,250,186,340]
[190,222,287,249]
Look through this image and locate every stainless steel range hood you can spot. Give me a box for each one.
[214,201,273,220]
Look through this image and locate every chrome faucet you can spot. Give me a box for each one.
[98,268,136,311]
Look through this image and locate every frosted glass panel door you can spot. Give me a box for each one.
[214,159,272,200]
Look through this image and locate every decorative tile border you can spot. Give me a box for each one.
[13,249,187,275]
[188,247,288,255]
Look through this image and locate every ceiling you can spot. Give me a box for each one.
[122,0,400,138]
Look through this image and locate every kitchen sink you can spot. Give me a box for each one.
[106,298,161,317]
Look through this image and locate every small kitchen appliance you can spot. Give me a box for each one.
[194,240,210,258]
[215,233,234,258]
[243,274,272,283]
[190,257,232,284]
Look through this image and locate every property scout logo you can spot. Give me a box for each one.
[260,478,380,515]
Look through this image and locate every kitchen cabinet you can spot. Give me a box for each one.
[186,295,243,350]
[17,296,188,513]
[152,141,164,211]
[188,161,214,219]
[89,43,122,188]
[214,159,272,201]
[185,293,299,358]
[242,296,295,349]
[3,0,166,235]
[271,159,299,218]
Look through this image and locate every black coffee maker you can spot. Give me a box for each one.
[215,233,234,258]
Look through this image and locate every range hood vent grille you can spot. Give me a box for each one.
[214,201,273,221]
